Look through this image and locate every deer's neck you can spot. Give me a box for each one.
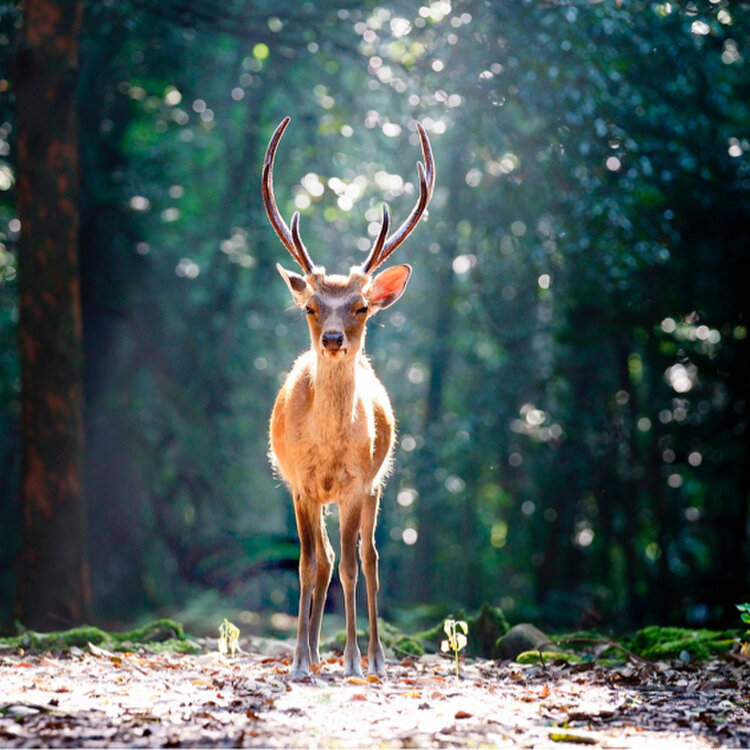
[311,352,359,433]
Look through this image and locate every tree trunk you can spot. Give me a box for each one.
[14,0,89,629]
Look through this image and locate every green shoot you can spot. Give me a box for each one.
[218,618,240,657]
[441,618,468,678]
[737,604,750,655]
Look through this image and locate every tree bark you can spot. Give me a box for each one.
[14,0,90,629]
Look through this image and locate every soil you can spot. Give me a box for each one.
[1,640,749,748]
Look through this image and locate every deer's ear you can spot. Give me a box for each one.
[367,264,412,312]
[276,263,312,307]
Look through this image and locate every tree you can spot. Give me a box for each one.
[14,0,89,628]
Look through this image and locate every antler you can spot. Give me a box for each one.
[262,117,315,274]
[361,123,435,275]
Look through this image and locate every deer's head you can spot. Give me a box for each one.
[262,117,435,361]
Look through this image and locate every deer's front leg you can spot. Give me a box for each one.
[339,501,363,678]
[360,490,386,677]
[291,493,319,678]
[308,513,334,665]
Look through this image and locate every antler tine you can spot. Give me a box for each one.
[366,203,391,268]
[261,117,315,274]
[361,123,435,274]
[290,211,314,271]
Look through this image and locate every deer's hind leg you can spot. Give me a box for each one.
[338,499,364,677]
[360,489,386,676]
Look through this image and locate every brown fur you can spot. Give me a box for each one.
[269,265,410,678]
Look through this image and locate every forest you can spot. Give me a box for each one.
[0,0,748,647]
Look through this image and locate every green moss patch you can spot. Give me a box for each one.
[0,618,200,654]
[621,626,737,661]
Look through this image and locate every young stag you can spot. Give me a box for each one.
[263,117,435,678]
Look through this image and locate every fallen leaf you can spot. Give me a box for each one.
[455,710,472,719]
[350,694,367,701]
[366,674,381,684]
[346,677,368,685]
[541,683,551,698]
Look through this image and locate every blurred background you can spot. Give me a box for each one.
[0,0,748,637]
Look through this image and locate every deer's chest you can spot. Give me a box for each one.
[293,403,374,502]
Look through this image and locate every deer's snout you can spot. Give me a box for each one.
[322,331,345,351]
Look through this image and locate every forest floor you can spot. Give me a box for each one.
[1,638,749,748]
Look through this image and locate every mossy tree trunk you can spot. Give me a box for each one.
[14,0,90,628]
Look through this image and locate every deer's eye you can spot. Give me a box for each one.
[356,306,369,315]
[305,306,316,316]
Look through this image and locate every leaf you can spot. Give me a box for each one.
[87,642,116,658]
[218,619,240,657]
[346,677,368,685]
[455,634,467,651]
[440,640,450,653]
[454,710,472,719]
[457,621,469,634]
[444,620,454,637]
[366,674,381,683]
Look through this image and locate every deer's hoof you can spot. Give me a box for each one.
[290,655,311,680]
[367,648,387,678]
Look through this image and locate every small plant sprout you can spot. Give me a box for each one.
[218,618,240,657]
[441,618,468,678]
[737,604,750,656]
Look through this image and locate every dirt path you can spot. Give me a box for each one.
[1,644,748,747]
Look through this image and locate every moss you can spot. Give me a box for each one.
[0,619,199,655]
[373,618,423,656]
[623,625,738,661]
[516,650,583,665]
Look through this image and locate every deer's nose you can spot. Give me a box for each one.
[322,331,345,350]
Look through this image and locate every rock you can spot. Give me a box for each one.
[248,636,296,658]
[495,623,555,661]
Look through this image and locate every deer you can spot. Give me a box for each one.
[262,117,435,679]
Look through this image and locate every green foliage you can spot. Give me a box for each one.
[622,626,738,661]
[516,650,583,666]
[0,619,200,654]
[378,619,425,658]
[736,604,750,649]
[1,0,748,630]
